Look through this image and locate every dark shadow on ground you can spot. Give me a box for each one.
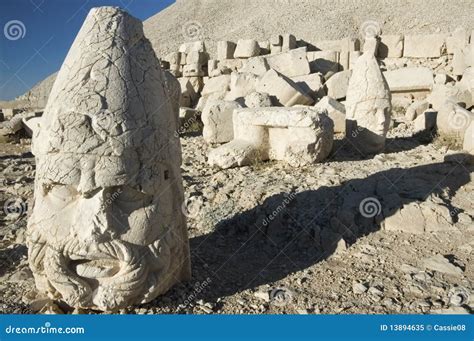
[181,154,473,304]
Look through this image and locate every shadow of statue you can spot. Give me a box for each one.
[183,153,473,304]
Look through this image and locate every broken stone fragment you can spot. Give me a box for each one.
[244,91,272,108]
[234,39,260,58]
[256,69,313,106]
[26,6,190,311]
[202,99,242,143]
[217,41,236,60]
[265,47,310,78]
[314,96,346,134]
[324,70,351,100]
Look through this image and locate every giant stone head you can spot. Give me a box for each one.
[26,7,190,310]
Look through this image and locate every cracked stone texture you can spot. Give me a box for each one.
[345,37,392,154]
[26,6,190,311]
[208,107,334,169]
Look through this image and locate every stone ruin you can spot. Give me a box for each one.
[158,28,474,163]
[26,7,190,311]
[0,5,470,312]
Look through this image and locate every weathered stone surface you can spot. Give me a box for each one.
[217,41,236,60]
[179,41,205,54]
[436,101,474,140]
[225,72,259,101]
[404,34,447,58]
[427,83,472,111]
[314,96,346,133]
[265,47,311,78]
[405,100,430,121]
[239,56,269,76]
[201,75,231,96]
[186,51,208,65]
[306,51,340,74]
[291,73,325,101]
[256,69,313,106]
[463,120,474,154]
[345,36,391,154]
[377,34,404,58]
[183,63,205,77]
[234,39,260,58]
[202,100,242,143]
[446,27,468,55]
[383,67,434,93]
[244,91,272,108]
[27,7,190,311]
[178,78,198,107]
[413,110,437,134]
[282,34,296,52]
[208,107,334,168]
[324,70,352,100]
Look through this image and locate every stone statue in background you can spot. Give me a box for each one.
[345,33,392,154]
[26,7,190,311]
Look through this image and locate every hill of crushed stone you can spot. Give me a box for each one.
[144,0,474,58]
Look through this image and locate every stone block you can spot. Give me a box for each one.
[258,41,271,55]
[377,34,404,58]
[405,100,430,121]
[314,96,346,133]
[290,73,325,101]
[208,106,334,168]
[234,39,260,58]
[256,69,313,106]
[186,51,208,65]
[282,34,296,52]
[239,56,269,76]
[383,67,434,92]
[265,47,311,77]
[413,110,437,134]
[217,41,236,60]
[179,41,205,54]
[306,51,340,74]
[225,72,259,101]
[201,75,231,96]
[202,100,242,143]
[446,27,469,54]
[404,34,447,58]
[324,70,352,100]
[270,35,282,46]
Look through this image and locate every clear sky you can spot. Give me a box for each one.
[0,0,175,100]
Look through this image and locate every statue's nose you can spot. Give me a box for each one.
[74,189,120,242]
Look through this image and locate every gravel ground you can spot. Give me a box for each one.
[1,116,473,314]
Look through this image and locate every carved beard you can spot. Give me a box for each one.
[27,228,172,311]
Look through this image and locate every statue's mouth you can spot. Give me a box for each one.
[70,258,121,279]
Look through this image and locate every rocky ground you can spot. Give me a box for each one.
[0,113,473,315]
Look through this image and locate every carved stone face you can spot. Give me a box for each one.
[28,155,182,310]
[26,7,190,310]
